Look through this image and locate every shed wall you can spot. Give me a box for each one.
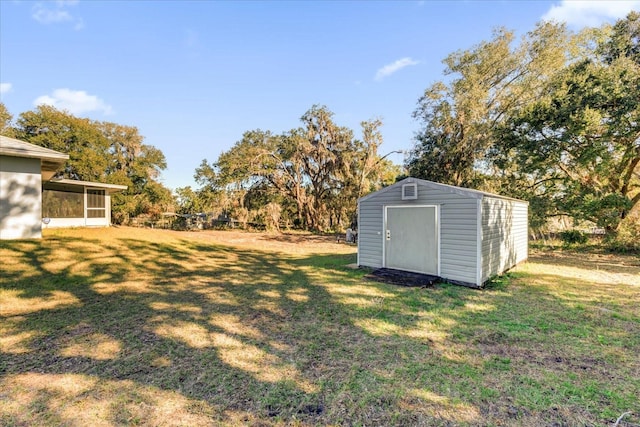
[359,182,479,285]
[512,201,529,264]
[481,198,528,282]
[0,155,43,239]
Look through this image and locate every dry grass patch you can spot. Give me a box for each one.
[1,227,638,426]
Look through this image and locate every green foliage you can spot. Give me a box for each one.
[408,14,640,234]
[408,23,570,188]
[175,186,209,214]
[8,105,174,222]
[0,102,14,137]
[559,230,589,245]
[504,48,640,230]
[605,214,640,252]
[15,105,111,181]
[601,11,640,65]
[195,105,398,231]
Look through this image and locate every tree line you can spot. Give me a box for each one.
[177,105,399,231]
[1,12,637,246]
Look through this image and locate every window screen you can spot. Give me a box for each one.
[87,189,106,218]
[43,188,84,218]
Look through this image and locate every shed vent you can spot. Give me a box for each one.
[402,183,418,200]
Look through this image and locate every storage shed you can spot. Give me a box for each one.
[357,177,528,288]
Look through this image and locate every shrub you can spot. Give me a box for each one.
[559,230,588,245]
[606,217,640,253]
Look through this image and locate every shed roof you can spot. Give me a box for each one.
[358,177,527,204]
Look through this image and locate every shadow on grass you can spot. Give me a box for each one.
[1,231,639,426]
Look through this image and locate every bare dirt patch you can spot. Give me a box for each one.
[527,248,640,286]
[47,226,357,256]
[184,228,356,255]
[529,248,640,274]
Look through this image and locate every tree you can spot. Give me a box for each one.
[407,15,640,233]
[13,105,173,222]
[502,15,640,230]
[15,105,111,181]
[408,23,570,189]
[196,105,399,231]
[0,103,14,137]
[297,105,355,230]
[601,11,640,65]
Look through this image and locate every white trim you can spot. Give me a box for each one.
[476,198,483,287]
[383,204,440,275]
[48,178,127,192]
[436,204,440,276]
[524,203,529,261]
[85,187,107,226]
[356,200,361,266]
[382,206,386,268]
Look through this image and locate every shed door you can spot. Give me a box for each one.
[385,206,438,275]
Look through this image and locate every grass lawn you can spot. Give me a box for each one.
[1,227,638,426]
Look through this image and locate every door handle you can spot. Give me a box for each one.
[386,230,391,240]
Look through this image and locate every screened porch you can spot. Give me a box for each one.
[42,179,127,228]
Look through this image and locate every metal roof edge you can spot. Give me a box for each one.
[47,178,128,192]
[358,178,410,203]
[359,177,528,204]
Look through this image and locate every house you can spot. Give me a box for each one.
[357,177,528,288]
[0,135,126,239]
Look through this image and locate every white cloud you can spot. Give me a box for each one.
[0,83,12,94]
[375,57,420,81]
[34,89,113,116]
[542,1,640,28]
[32,1,84,30]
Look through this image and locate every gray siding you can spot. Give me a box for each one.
[481,198,528,282]
[359,180,479,285]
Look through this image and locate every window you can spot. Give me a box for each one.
[87,189,106,218]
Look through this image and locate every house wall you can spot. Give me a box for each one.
[481,198,528,282]
[358,181,479,285]
[0,155,43,239]
[45,217,111,229]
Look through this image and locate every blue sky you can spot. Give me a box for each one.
[1,1,638,190]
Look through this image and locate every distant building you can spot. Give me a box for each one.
[0,135,126,239]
